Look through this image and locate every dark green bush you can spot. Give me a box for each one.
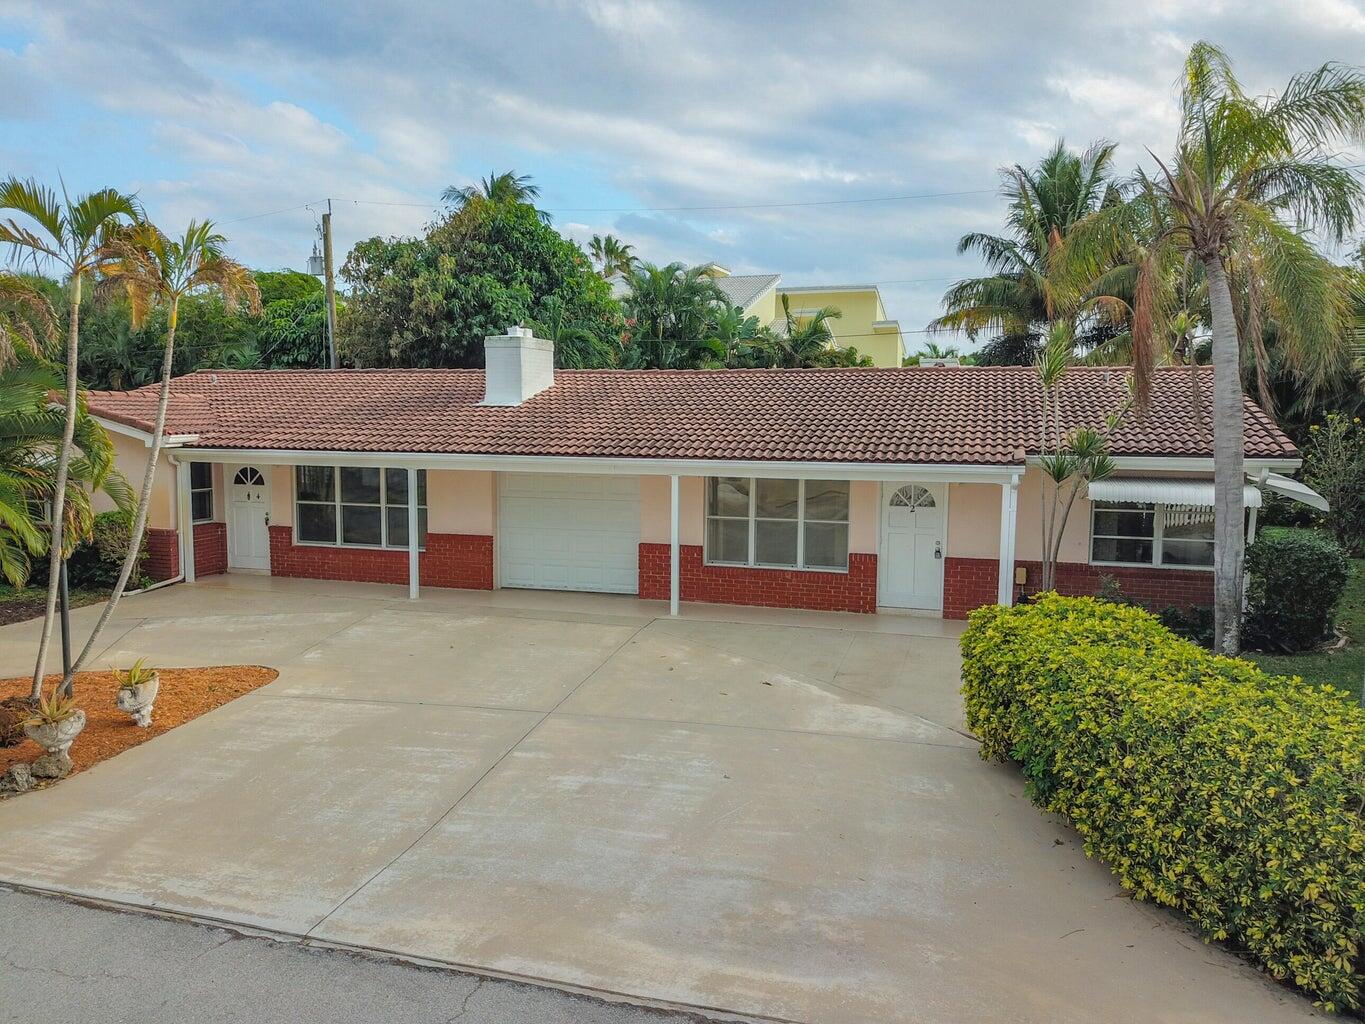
[962,595,1365,1010]
[1157,604,1214,647]
[1244,528,1349,652]
[28,511,148,590]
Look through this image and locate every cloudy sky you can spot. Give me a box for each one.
[2,0,1362,347]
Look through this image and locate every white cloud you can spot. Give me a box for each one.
[0,0,1360,335]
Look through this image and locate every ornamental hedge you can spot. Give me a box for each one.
[961,595,1365,1010]
[1244,528,1350,653]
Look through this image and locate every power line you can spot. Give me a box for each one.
[218,185,999,224]
[219,199,329,225]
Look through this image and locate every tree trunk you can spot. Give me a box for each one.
[30,274,83,702]
[1203,256,1245,655]
[65,305,179,693]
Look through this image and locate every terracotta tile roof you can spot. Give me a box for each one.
[86,366,1297,466]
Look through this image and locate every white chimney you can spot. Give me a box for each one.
[481,326,555,406]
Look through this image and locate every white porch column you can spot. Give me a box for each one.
[997,475,1019,605]
[407,467,419,600]
[178,458,196,584]
[669,474,680,616]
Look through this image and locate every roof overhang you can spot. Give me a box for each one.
[169,448,1025,483]
[95,415,199,448]
[1106,456,1301,473]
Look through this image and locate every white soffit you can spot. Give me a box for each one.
[1088,478,1263,508]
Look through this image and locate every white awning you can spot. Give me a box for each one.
[1088,478,1263,508]
[1263,472,1329,512]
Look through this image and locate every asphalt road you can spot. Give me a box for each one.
[0,887,722,1024]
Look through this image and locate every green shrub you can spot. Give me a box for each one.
[1157,603,1214,647]
[962,595,1365,1011]
[30,511,149,590]
[1244,528,1349,652]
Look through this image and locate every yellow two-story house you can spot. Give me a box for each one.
[613,264,906,367]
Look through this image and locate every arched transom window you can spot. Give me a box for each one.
[233,467,266,486]
[889,484,936,510]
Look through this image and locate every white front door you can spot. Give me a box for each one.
[879,482,946,610]
[228,466,271,571]
[497,473,640,593]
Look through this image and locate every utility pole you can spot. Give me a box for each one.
[321,199,339,370]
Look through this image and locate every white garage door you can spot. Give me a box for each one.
[497,474,640,594]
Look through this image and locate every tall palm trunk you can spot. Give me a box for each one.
[30,274,83,701]
[64,304,179,693]
[1203,256,1245,655]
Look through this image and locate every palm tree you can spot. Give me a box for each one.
[0,275,128,622]
[530,294,617,368]
[619,262,730,368]
[588,234,635,279]
[930,140,1126,360]
[766,293,843,368]
[1065,42,1365,653]
[0,358,130,598]
[68,221,260,688]
[701,304,769,368]
[441,171,550,224]
[0,179,140,695]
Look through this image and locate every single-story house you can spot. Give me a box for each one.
[85,327,1318,619]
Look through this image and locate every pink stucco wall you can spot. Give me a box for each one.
[100,432,178,528]
[945,482,1001,559]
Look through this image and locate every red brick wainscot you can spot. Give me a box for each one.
[144,528,179,581]
[943,555,1214,620]
[193,521,228,578]
[268,526,494,589]
[639,544,877,613]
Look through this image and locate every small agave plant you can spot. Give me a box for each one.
[22,687,86,775]
[114,658,161,728]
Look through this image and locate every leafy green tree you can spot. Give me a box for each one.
[0,178,140,695]
[340,201,618,368]
[806,344,875,368]
[253,269,321,305]
[1065,42,1365,653]
[256,293,329,368]
[930,140,1126,363]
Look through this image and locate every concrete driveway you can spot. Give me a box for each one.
[0,577,1320,1024]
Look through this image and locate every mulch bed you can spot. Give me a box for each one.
[0,588,109,627]
[0,666,278,783]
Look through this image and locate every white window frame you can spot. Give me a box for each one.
[189,462,214,524]
[293,465,428,551]
[704,477,850,573]
[1089,501,1214,571]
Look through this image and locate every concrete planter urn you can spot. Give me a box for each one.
[23,708,86,758]
[114,659,160,728]
[116,675,160,728]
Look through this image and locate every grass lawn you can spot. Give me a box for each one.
[0,583,111,628]
[1245,556,1365,703]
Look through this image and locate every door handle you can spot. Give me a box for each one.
[934,540,942,559]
